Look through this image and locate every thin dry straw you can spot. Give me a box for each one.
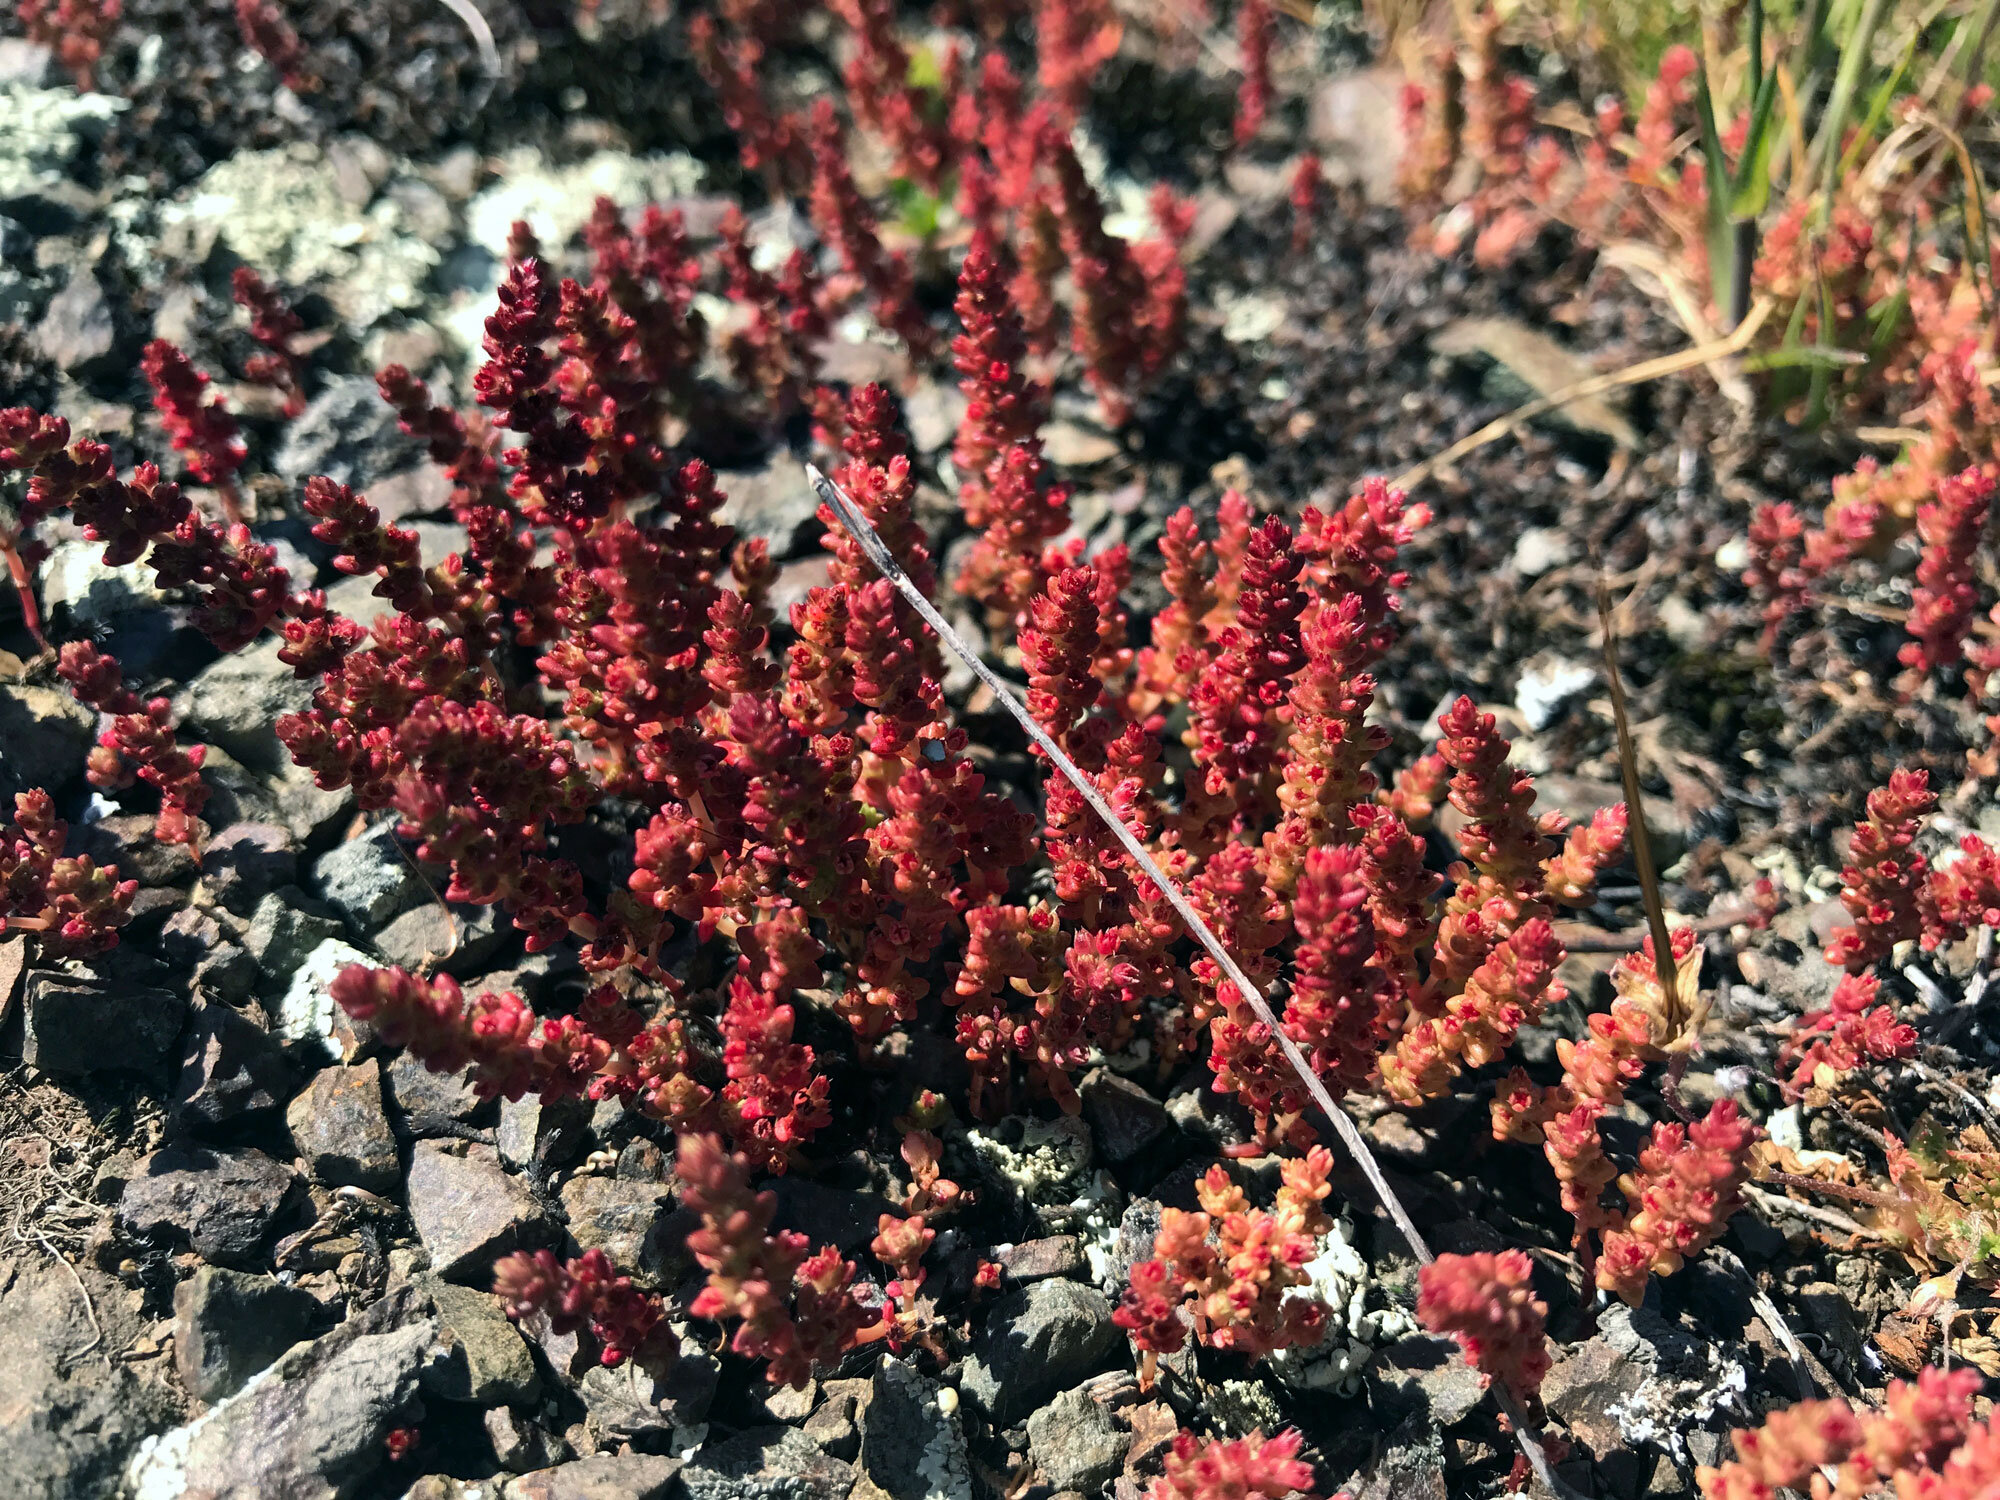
[807,464,1577,1497]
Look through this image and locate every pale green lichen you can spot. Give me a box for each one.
[0,85,125,201]
[160,147,439,331]
[1266,1213,1417,1395]
[964,1115,1127,1262]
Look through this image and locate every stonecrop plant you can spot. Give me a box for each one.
[0,194,1757,1397]
[0,0,1851,1466]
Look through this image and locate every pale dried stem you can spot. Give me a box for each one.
[1389,296,1773,492]
[808,464,1582,1500]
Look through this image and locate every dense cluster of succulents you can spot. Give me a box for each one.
[1698,1365,1995,1499]
[17,0,1996,1487]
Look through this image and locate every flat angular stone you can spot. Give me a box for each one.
[405,1141,552,1282]
[420,1277,539,1405]
[172,1001,297,1130]
[173,1266,320,1402]
[287,1057,398,1192]
[961,1279,1119,1425]
[385,1050,492,1134]
[119,1144,303,1267]
[23,971,183,1075]
[504,1454,685,1500]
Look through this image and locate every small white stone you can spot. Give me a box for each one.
[1515,657,1597,732]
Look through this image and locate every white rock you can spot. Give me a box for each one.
[275,937,375,1053]
[1515,657,1597,732]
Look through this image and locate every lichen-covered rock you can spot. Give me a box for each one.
[861,1357,970,1500]
[245,892,344,980]
[126,1291,437,1500]
[160,145,439,332]
[0,84,123,199]
[682,1425,856,1500]
[273,935,376,1056]
[1025,1388,1123,1494]
[313,821,425,930]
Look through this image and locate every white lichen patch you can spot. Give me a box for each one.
[161,147,438,330]
[965,1115,1127,1269]
[465,147,705,256]
[1598,1304,1750,1461]
[1266,1213,1417,1394]
[0,85,126,200]
[1209,1377,1288,1438]
[276,936,375,1055]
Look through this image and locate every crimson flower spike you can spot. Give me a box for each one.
[805,464,1580,1500]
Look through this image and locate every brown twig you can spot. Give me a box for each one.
[1388,298,1774,491]
[808,464,1584,1500]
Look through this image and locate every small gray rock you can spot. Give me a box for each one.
[274,935,376,1057]
[23,971,184,1075]
[421,1277,539,1405]
[1366,1334,1489,1431]
[1541,1335,1646,1456]
[486,1405,561,1474]
[374,899,506,973]
[180,638,318,770]
[716,452,825,558]
[994,1236,1086,1284]
[202,821,298,916]
[1025,1388,1124,1493]
[287,1057,398,1192]
[315,821,426,930]
[37,540,168,632]
[275,375,426,489]
[1109,1200,1164,1293]
[76,811,199,886]
[385,1051,492,1135]
[561,1174,678,1287]
[0,682,93,798]
[245,890,345,978]
[172,1001,298,1130]
[802,1382,862,1461]
[119,1144,302,1267]
[1080,1069,1172,1164]
[498,1093,592,1175]
[581,1350,718,1447]
[33,268,117,372]
[961,1279,1120,1425]
[405,1141,551,1282]
[1163,1081,1255,1154]
[192,942,259,1005]
[863,1357,971,1500]
[505,1454,686,1500]
[173,1265,320,1402]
